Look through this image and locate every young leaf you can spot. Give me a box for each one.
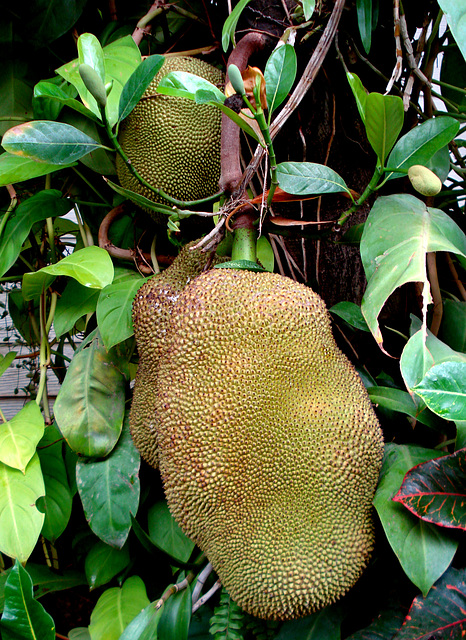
[0,561,55,640]
[329,301,370,332]
[0,352,16,379]
[118,601,163,640]
[393,448,466,530]
[301,0,315,20]
[356,0,373,53]
[265,44,297,116]
[365,93,404,165]
[346,72,368,124]
[77,32,105,83]
[385,116,459,180]
[54,332,126,457]
[84,541,130,590]
[118,54,165,124]
[360,194,466,351]
[0,454,45,562]
[413,361,466,421]
[54,279,100,338]
[276,162,351,196]
[0,401,45,472]
[33,81,102,123]
[0,189,71,278]
[158,583,192,640]
[76,417,140,548]
[0,151,77,187]
[147,501,195,564]
[373,444,458,596]
[222,0,253,51]
[157,71,225,102]
[437,1,466,63]
[2,121,107,164]
[88,576,150,640]
[209,588,245,640]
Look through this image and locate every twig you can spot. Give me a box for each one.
[192,579,222,613]
[192,562,214,604]
[386,0,403,94]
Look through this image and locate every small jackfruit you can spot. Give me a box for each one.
[116,56,223,219]
[152,269,384,620]
[130,243,224,468]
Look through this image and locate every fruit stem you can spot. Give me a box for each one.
[231,211,257,263]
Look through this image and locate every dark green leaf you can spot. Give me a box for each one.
[0,190,71,278]
[329,301,370,331]
[54,332,126,457]
[26,563,86,600]
[365,93,404,164]
[33,80,101,123]
[0,561,55,640]
[158,583,192,640]
[385,116,459,180]
[118,55,165,123]
[356,0,373,53]
[440,300,466,352]
[214,259,266,272]
[119,601,163,640]
[367,386,443,429]
[265,44,297,115]
[54,279,100,338]
[222,0,253,51]
[440,40,466,111]
[275,604,344,639]
[0,60,33,138]
[437,1,466,62]
[413,361,466,421]
[84,541,130,590]
[276,161,350,196]
[20,0,86,47]
[105,178,174,213]
[2,121,107,164]
[346,601,405,640]
[76,417,140,547]
[147,501,195,564]
[393,447,466,530]
[0,152,76,187]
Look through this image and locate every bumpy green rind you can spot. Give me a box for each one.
[154,269,384,620]
[130,243,225,468]
[116,57,224,220]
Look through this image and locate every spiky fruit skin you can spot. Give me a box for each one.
[130,244,225,468]
[154,269,384,620]
[116,57,223,220]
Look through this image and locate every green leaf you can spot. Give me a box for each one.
[301,0,315,21]
[413,362,466,421]
[0,152,77,187]
[78,33,106,84]
[88,576,150,640]
[329,301,370,331]
[36,423,72,544]
[118,601,163,640]
[360,194,466,350]
[84,541,130,590]
[22,246,114,301]
[0,190,71,278]
[0,561,55,640]
[54,332,126,457]
[222,0,253,51]
[437,1,466,63]
[26,563,86,600]
[440,39,466,111]
[0,402,44,472]
[33,81,101,124]
[69,629,92,640]
[157,71,226,102]
[0,59,33,138]
[105,178,174,213]
[76,417,140,548]
[275,604,344,639]
[265,44,297,116]
[0,352,17,378]
[214,259,266,272]
[365,93,404,164]
[356,0,373,53]
[346,72,368,124]
[158,583,192,640]
[440,299,466,352]
[256,235,274,272]
[2,121,107,164]
[0,454,45,562]
[367,386,443,429]
[276,161,351,196]
[373,444,458,595]
[118,55,165,124]
[196,98,262,143]
[22,0,86,47]
[96,274,147,350]
[54,279,100,338]
[385,116,459,180]
[147,501,195,564]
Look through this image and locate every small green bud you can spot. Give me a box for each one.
[79,63,107,108]
[228,64,245,95]
[408,165,442,197]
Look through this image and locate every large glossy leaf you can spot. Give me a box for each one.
[37,423,72,544]
[158,583,192,640]
[0,561,55,640]
[373,444,458,595]
[0,454,45,562]
[96,273,147,350]
[265,44,297,116]
[275,604,344,639]
[84,541,130,590]
[54,279,100,337]
[413,361,466,421]
[440,299,466,352]
[394,567,466,639]
[20,0,86,47]
[118,54,165,124]
[147,501,195,564]
[2,121,107,164]
[437,1,466,63]
[393,448,466,530]
[0,402,44,472]
[76,417,140,547]
[329,301,370,332]
[360,194,466,350]
[54,332,126,457]
[22,246,114,300]
[222,0,253,50]
[0,190,71,278]
[118,601,163,640]
[365,93,404,165]
[367,386,442,429]
[276,162,351,196]
[0,152,76,187]
[88,576,150,640]
[26,563,86,600]
[385,116,459,180]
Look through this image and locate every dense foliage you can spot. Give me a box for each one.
[0,0,465,638]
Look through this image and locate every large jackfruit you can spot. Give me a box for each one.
[116,56,223,218]
[152,268,384,620]
[130,243,224,468]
